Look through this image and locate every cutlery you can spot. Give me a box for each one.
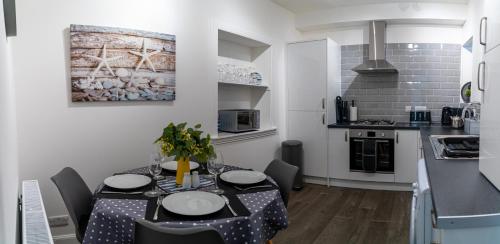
[100,191,144,195]
[153,196,163,221]
[233,184,273,191]
[221,195,238,217]
[94,183,105,194]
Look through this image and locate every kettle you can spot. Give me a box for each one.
[450,116,464,128]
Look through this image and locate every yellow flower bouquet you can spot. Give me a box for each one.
[155,122,214,185]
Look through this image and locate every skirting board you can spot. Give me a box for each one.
[304,176,412,191]
[53,234,78,244]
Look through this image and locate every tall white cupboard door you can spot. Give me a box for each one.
[484,0,500,53]
[287,40,327,111]
[479,46,500,190]
[328,128,350,180]
[394,130,419,183]
[288,110,327,178]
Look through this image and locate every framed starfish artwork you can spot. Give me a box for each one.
[70,24,176,102]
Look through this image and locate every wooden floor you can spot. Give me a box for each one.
[273,184,412,244]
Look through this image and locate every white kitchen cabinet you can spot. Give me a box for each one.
[483,0,500,53]
[288,111,328,178]
[470,0,485,103]
[287,40,327,112]
[479,45,500,190]
[328,128,349,180]
[395,130,419,183]
[286,39,340,179]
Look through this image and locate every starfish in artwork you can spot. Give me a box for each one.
[83,44,122,79]
[129,39,161,72]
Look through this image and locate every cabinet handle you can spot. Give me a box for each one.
[478,61,485,92]
[480,17,487,46]
[396,132,399,144]
[322,98,326,110]
[322,113,325,125]
[345,131,348,142]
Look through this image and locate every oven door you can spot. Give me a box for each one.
[375,139,394,173]
[350,138,376,172]
[236,111,259,131]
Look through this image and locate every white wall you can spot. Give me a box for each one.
[11,0,298,240]
[0,1,19,244]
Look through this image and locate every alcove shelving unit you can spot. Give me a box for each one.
[214,28,276,145]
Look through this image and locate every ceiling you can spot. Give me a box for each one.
[271,0,470,14]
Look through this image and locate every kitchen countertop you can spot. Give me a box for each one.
[328,122,422,130]
[420,125,500,229]
[329,122,500,228]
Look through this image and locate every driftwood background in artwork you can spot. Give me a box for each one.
[70,24,176,102]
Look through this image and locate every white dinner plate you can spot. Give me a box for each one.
[160,161,199,171]
[220,170,267,185]
[103,174,151,190]
[162,191,225,216]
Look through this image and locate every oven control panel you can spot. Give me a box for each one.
[349,129,395,139]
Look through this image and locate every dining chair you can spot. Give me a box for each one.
[134,219,225,244]
[51,167,93,243]
[264,159,299,207]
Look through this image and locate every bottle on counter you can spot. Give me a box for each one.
[192,171,200,188]
[182,172,192,189]
[350,100,358,122]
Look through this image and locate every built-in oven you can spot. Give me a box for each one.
[349,129,395,173]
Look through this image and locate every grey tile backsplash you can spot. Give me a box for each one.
[341,43,462,122]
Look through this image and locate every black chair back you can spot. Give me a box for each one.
[264,159,299,207]
[51,167,93,243]
[135,219,225,244]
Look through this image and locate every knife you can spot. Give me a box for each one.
[221,195,238,217]
[100,191,144,195]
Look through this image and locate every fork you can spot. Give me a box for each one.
[153,196,163,220]
[233,184,273,191]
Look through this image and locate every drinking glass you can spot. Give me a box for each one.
[208,152,225,194]
[144,152,163,197]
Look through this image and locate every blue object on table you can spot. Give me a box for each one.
[157,176,214,193]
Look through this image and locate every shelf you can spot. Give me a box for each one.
[218,29,271,48]
[213,127,278,145]
[218,81,268,89]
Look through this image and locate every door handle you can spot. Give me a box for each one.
[396,132,399,144]
[480,17,487,46]
[478,61,485,92]
[322,98,326,110]
[322,113,325,125]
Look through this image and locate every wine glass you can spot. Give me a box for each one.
[144,152,163,197]
[208,152,225,194]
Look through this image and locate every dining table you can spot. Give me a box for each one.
[82,164,288,244]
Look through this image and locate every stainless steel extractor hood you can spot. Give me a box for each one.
[352,21,398,74]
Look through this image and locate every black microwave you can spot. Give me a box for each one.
[218,109,260,133]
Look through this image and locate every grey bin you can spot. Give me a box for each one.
[281,140,303,191]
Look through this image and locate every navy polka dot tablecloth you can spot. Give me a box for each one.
[82,166,288,244]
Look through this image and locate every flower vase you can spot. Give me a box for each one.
[176,157,190,185]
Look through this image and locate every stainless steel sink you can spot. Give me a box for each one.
[429,135,480,160]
